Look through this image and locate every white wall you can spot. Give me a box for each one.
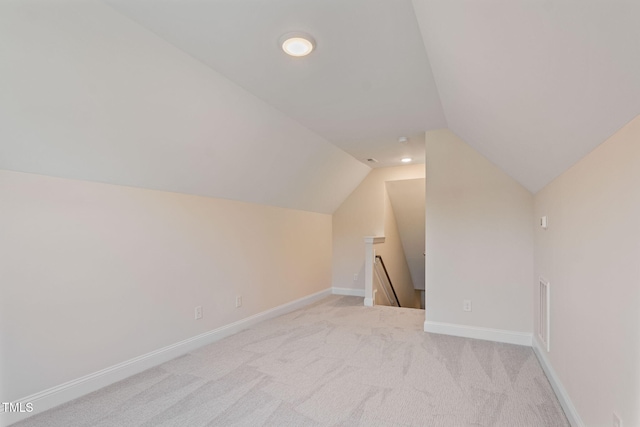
[0,170,332,403]
[534,115,640,427]
[375,191,420,308]
[0,0,369,214]
[386,178,426,291]
[332,165,425,292]
[425,130,533,334]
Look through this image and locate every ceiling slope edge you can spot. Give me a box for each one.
[412,0,640,193]
[0,0,370,214]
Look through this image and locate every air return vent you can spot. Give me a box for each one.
[538,277,550,352]
[367,158,379,163]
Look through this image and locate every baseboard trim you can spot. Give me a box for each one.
[423,320,532,346]
[532,338,584,427]
[331,287,365,297]
[1,288,332,427]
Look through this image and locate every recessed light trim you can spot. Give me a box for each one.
[401,157,412,163]
[279,32,315,57]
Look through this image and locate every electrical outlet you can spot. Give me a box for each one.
[540,215,548,229]
[353,273,358,281]
[235,296,242,308]
[613,413,622,427]
[463,299,472,312]
[194,306,202,320]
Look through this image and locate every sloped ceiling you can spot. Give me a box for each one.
[413,0,640,192]
[2,0,639,208]
[103,0,446,168]
[104,0,640,191]
[0,0,369,214]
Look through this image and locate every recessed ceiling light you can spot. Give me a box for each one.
[401,157,412,163]
[279,32,315,57]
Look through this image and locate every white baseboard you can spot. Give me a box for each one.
[1,288,332,427]
[331,287,365,297]
[423,320,532,346]
[532,338,584,427]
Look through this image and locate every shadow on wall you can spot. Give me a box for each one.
[331,164,425,299]
[375,178,426,309]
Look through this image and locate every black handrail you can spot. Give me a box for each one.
[375,255,401,307]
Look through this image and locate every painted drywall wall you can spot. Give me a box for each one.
[425,130,533,333]
[375,191,420,308]
[0,0,369,214]
[332,165,425,292]
[386,179,426,291]
[0,170,332,403]
[534,115,640,427]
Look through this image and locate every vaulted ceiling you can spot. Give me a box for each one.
[1,0,639,212]
[106,0,640,191]
[104,0,446,169]
[414,0,640,192]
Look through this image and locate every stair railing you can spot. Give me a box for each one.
[374,255,401,307]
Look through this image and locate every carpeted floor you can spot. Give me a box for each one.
[13,295,569,426]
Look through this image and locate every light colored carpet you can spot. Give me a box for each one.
[13,295,569,426]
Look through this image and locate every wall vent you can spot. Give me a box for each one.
[538,277,550,352]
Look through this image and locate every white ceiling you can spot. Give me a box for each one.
[104,0,446,168]
[105,0,640,190]
[0,0,369,214]
[413,0,640,192]
[2,0,639,205]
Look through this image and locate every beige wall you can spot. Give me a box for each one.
[534,115,640,426]
[332,165,425,291]
[425,130,533,333]
[0,170,332,402]
[375,191,420,308]
[386,178,426,291]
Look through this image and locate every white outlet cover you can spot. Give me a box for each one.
[540,215,548,229]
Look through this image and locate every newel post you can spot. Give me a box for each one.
[364,236,385,307]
